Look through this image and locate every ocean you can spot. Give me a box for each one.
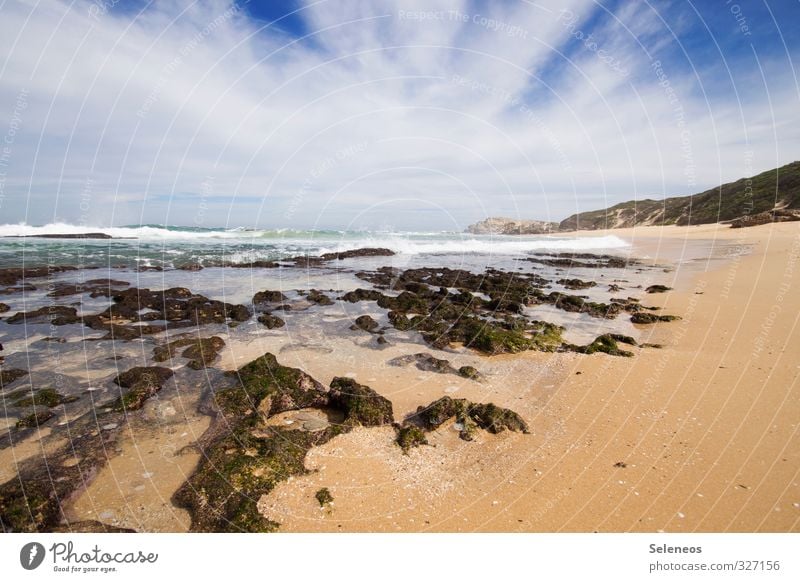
[0,222,630,269]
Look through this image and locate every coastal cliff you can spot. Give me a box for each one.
[465,217,562,235]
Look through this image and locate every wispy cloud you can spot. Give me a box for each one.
[0,0,797,229]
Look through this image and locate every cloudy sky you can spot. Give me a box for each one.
[0,0,797,230]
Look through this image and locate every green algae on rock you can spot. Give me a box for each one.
[153,336,225,369]
[631,313,681,324]
[173,353,394,532]
[315,487,334,507]
[13,388,79,408]
[109,366,174,412]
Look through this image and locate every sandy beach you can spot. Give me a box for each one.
[1,222,798,533]
[257,223,800,532]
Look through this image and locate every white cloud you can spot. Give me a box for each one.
[0,0,796,229]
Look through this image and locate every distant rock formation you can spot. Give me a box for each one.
[465,217,562,235]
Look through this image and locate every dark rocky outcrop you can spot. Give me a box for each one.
[0,266,78,287]
[645,285,672,293]
[153,336,225,370]
[257,313,286,329]
[327,377,394,426]
[0,368,28,389]
[564,334,638,357]
[12,388,78,408]
[109,366,174,411]
[396,396,529,446]
[631,313,681,324]
[557,278,597,290]
[173,353,394,532]
[305,290,334,305]
[253,290,288,304]
[341,289,383,303]
[351,314,379,332]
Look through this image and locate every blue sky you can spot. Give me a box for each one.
[0,0,797,230]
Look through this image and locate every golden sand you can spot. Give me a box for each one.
[255,223,800,532]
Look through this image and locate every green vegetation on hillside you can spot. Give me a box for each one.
[558,161,800,230]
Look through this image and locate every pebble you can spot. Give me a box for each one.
[101,423,118,430]
[676,512,685,519]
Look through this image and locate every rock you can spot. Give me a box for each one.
[458,365,482,380]
[557,278,597,290]
[631,313,681,324]
[20,233,112,239]
[16,406,54,429]
[395,425,428,453]
[388,353,458,375]
[253,290,288,304]
[109,366,174,411]
[153,336,225,370]
[257,313,286,329]
[340,289,383,303]
[0,265,77,287]
[0,303,9,313]
[306,290,334,305]
[376,336,388,345]
[408,396,529,441]
[6,305,80,325]
[12,388,78,408]
[0,368,28,389]
[645,285,672,293]
[351,315,379,332]
[315,487,334,507]
[466,217,561,235]
[174,353,381,532]
[227,260,280,269]
[177,263,203,271]
[564,334,637,357]
[220,352,328,418]
[328,377,394,426]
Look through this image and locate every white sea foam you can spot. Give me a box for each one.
[0,222,629,258]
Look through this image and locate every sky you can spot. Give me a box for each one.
[0,0,797,231]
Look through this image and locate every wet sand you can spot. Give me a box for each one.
[256,223,800,532]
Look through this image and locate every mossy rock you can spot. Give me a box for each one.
[0,368,28,389]
[631,313,681,324]
[409,396,529,441]
[396,425,428,453]
[257,313,286,329]
[253,290,288,304]
[108,366,174,412]
[0,303,9,313]
[567,334,636,357]
[153,337,225,369]
[306,290,334,305]
[15,406,54,429]
[352,315,379,332]
[341,289,384,303]
[458,366,482,380]
[13,388,78,408]
[328,377,394,426]
[219,352,328,418]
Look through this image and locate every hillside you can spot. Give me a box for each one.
[558,161,800,230]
